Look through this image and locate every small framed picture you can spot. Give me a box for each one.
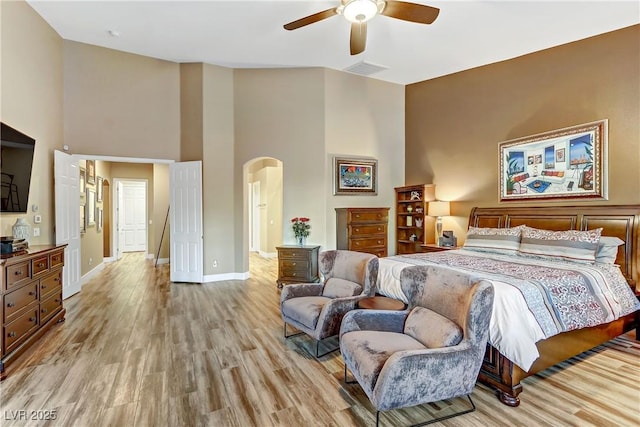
[333,156,378,195]
[80,167,86,194]
[97,176,104,202]
[86,160,96,184]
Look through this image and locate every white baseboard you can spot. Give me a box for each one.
[155,258,170,265]
[103,256,117,263]
[81,262,105,285]
[146,253,154,259]
[202,271,250,283]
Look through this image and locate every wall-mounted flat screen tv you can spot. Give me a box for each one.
[1,122,36,213]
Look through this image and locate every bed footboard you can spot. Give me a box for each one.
[478,312,637,406]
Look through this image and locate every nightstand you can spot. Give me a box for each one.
[276,245,320,289]
[420,244,460,253]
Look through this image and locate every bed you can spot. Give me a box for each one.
[377,205,640,406]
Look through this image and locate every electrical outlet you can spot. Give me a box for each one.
[89,257,93,265]
[213,260,218,268]
[33,227,40,237]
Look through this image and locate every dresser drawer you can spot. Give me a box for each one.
[6,261,31,290]
[359,248,388,258]
[4,306,39,354]
[348,210,388,223]
[280,259,310,270]
[349,237,387,250]
[39,270,62,300]
[40,291,63,325]
[32,255,50,276]
[4,280,38,323]
[278,249,311,260]
[349,224,387,236]
[50,250,64,268]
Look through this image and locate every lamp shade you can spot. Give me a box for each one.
[428,201,450,217]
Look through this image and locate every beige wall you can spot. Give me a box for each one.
[406,25,640,241]
[80,160,110,276]
[63,40,181,160]
[0,0,63,243]
[324,69,406,253]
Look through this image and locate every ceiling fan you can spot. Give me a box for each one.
[283,0,440,55]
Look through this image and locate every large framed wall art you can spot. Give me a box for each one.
[333,156,378,195]
[499,119,608,201]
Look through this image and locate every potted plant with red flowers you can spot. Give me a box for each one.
[291,217,311,246]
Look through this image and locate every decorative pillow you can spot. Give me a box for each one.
[322,278,362,298]
[595,236,624,264]
[404,307,463,348]
[519,226,602,263]
[463,225,524,255]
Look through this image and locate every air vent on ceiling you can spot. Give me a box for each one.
[343,61,388,76]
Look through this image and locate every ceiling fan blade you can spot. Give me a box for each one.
[283,8,338,30]
[350,22,367,55]
[381,1,440,24]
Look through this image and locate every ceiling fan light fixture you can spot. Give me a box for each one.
[342,0,379,23]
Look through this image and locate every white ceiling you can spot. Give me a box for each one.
[26,0,640,85]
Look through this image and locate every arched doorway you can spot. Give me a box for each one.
[245,157,283,264]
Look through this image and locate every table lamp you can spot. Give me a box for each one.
[428,201,450,245]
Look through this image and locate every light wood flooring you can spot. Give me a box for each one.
[1,253,639,426]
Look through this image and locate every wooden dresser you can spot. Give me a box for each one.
[335,207,390,257]
[1,245,66,380]
[276,245,320,289]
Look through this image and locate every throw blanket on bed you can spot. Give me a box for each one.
[378,250,640,369]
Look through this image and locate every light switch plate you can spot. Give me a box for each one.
[34,214,42,223]
[33,227,40,237]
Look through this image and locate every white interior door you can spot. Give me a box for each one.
[54,150,81,299]
[119,181,147,253]
[170,161,203,283]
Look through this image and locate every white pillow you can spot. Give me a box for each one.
[595,236,624,264]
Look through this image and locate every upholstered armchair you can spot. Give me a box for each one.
[340,265,494,426]
[280,250,378,357]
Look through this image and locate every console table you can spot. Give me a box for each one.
[1,244,66,380]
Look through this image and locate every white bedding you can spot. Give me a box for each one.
[376,249,638,371]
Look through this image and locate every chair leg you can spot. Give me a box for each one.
[343,364,358,384]
[283,323,304,339]
[374,395,476,427]
[315,339,340,358]
[410,395,476,427]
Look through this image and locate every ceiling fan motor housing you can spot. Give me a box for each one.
[339,0,386,23]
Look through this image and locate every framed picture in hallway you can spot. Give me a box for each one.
[86,188,96,226]
[87,160,96,184]
[499,119,608,201]
[97,176,104,202]
[333,156,378,195]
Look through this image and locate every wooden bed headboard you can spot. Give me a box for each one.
[468,205,640,290]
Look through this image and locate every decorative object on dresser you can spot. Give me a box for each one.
[11,218,31,243]
[276,245,320,289]
[336,207,389,257]
[428,200,450,246]
[291,217,311,246]
[395,184,435,255]
[1,245,67,380]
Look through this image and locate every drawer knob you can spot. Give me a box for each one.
[54,278,60,282]
[55,299,60,303]
[42,285,47,289]
[377,240,382,244]
[7,302,15,308]
[355,228,360,232]
[377,227,382,231]
[292,262,296,266]
[292,253,296,257]
[37,262,45,268]
[29,291,35,296]
[41,308,48,314]
[292,273,297,276]
[29,317,36,322]
[8,332,16,338]
[15,271,23,276]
